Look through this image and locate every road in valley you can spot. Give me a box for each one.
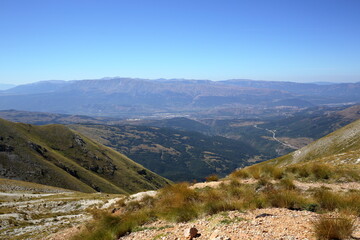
[253,125,297,149]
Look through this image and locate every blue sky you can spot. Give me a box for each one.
[1,0,360,84]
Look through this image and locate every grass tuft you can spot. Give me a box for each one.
[313,214,355,240]
[205,174,219,182]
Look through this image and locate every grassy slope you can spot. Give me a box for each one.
[0,118,170,194]
[70,124,259,182]
[258,119,360,167]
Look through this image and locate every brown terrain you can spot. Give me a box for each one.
[43,179,360,240]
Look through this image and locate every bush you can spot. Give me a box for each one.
[314,189,344,211]
[266,189,309,210]
[230,169,250,179]
[313,214,355,240]
[279,178,296,190]
[72,209,153,240]
[260,165,284,179]
[310,163,333,180]
[154,183,200,222]
[247,166,261,179]
[255,177,274,192]
[205,174,219,182]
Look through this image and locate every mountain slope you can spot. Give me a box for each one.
[261,119,360,167]
[0,118,170,194]
[220,79,360,103]
[70,124,260,181]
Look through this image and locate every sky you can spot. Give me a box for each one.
[0,0,360,85]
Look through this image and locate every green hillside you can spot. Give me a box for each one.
[0,118,170,194]
[265,119,360,166]
[70,124,259,181]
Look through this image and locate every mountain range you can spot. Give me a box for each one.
[0,78,359,118]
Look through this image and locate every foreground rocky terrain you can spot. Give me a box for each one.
[23,178,357,240]
[0,179,124,240]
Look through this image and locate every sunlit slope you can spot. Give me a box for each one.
[263,119,360,166]
[0,118,170,194]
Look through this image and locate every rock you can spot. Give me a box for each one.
[209,230,231,240]
[184,226,198,239]
[255,213,273,218]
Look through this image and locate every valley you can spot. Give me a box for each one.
[0,111,359,240]
[2,1,360,239]
[0,104,359,182]
[0,80,359,240]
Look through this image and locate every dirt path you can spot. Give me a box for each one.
[253,124,297,149]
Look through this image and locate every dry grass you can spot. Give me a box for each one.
[313,214,355,240]
[314,188,360,214]
[232,162,360,182]
[72,178,360,239]
[205,174,219,182]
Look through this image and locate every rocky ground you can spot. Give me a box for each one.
[1,179,360,240]
[0,190,123,240]
[119,208,321,240]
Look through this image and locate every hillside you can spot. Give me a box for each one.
[3,119,360,240]
[70,124,260,181]
[257,118,360,168]
[0,118,170,194]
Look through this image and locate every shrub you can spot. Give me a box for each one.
[345,191,360,215]
[286,164,311,178]
[205,174,219,182]
[313,214,355,240]
[154,183,200,222]
[314,189,344,211]
[72,209,153,240]
[261,165,284,179]
[247,166,261,179]
[230,169,250,179]
[255,177,274,192]
[266,189,309,210]
[311,163,333,180]
[279,178,296,190]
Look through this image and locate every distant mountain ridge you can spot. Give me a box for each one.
[1,78,358,117]
[0,83,16,90]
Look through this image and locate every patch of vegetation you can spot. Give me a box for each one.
[0,118,171,194]
[70,124,259,182]
[73,179,360,239]
[205,174,219,182]
[313,214,356,240]
[314,189,360,214]
[231,162,360,182]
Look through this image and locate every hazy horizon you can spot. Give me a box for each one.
[1,76,359,87]
[1,0,359,85]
